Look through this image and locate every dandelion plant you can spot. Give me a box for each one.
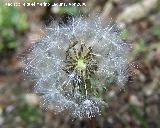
[23,16,132,119]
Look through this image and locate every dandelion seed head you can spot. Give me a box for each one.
[22,15,132,118]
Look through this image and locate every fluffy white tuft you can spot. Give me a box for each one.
[22,16,131,118]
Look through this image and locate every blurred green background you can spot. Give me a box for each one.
[0,0,160,128]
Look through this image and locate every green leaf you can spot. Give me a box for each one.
[7,41,17,49]
[0,42,4,51]
[129,103,148,128]
[15,14,28,31]
[59,6,79,15]
[0,5,28,52]
[1,7,16,27]
[120,29,128,40]
[139,39,145,50]
[19,104,40,123]
[2,29,14,40]
[0,7,2,27]
[152,25,160,39]
[157,114,160,128]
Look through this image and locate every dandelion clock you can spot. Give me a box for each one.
[22,15,132,119]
